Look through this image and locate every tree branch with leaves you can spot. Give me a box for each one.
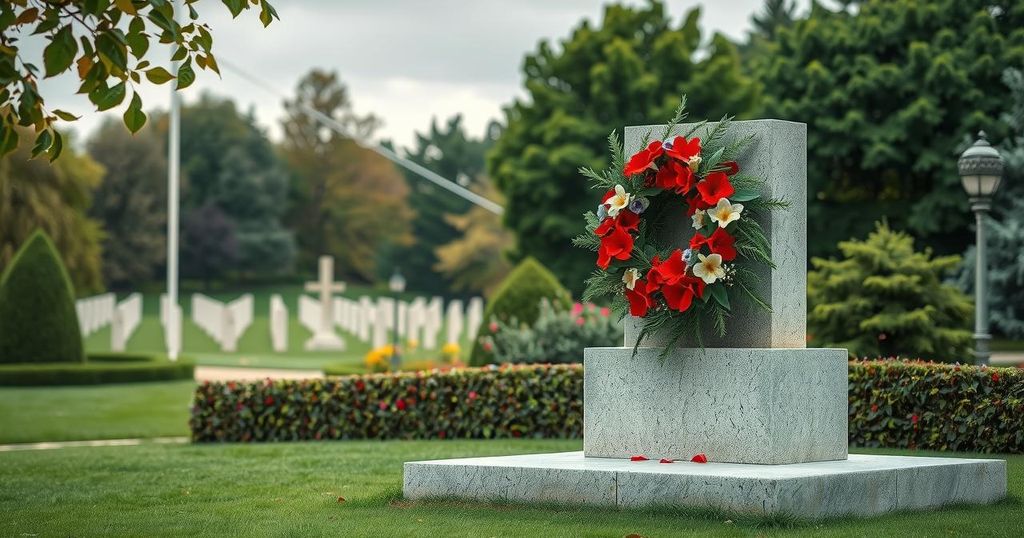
[0,0,278,160]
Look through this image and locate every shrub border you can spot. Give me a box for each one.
[0,352,195,386]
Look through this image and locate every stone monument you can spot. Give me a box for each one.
[402,120,1006,519]
[303,255,346,351]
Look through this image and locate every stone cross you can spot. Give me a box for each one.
[303,255,346,350]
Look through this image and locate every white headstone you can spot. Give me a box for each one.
[445,299,464,345]
[303,255,346,350]
[466,297,484,340]
[422,296,443,349]
[269,294,288,352]
[358,296,374,342]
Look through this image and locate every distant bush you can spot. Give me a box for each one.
[0,353,194,386]
[476,299,623,364]
[0,230,84,364]
[849,359,1022,453]
[191,364,583,442]
[469,258,570,365]
[808,222,973,362]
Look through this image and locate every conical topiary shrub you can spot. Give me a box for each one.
[0,230,84,364]
[468,257,571,365]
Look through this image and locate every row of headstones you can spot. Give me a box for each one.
[189,293,255,353]
[298,295,484,350]
[75,292,143,352]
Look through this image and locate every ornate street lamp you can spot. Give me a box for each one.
[388,268,407,371]
[958,131,1005,365]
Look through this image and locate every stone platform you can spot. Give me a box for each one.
[403,451,1006,519]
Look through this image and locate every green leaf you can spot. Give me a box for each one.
[31,129,52,158]
[123,92,146,133]
[115,0,137,15]
[97,32,128,71]
[175,60,195,89]
[52,109,79,121]
[145,66,174,84]
[708,283,730,310]
[729,189,761,202]
[46,129,63,161]
[43,26,77,77]
[91,81,126,111]
[222,0,245,17]
[0,122,19,157]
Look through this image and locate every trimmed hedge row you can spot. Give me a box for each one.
[849,359,1023,453]
[0,353,195,386]
[191,360,1023,453]
[191,364,582,442]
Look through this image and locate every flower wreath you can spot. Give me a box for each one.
[573,97,785,352]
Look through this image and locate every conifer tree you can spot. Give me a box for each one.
[808,222,973,362]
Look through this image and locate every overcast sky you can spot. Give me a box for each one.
[34,0,806,150]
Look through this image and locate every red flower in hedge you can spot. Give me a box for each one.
[355,380,365,392]
[696,171,734,205]
[654,159,693,194]
[624,141,663,176]
[468,391,478,400]
[264,396,274,406]
[379,401,388,410]
[691,453,708,463]
[871,404,878,413]
[911,414,919,424]
[625,279,653,317]
[992,372,1000,382]
[396,399,406,411]
[665,135,701,164]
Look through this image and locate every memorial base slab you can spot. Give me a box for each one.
[403,452,1006,519]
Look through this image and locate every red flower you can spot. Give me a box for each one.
[690,232,708,251]
[661,279,700,312]
[648,250,687,287]
[264,396,274,406]
[630,455,649,461]
[625,279,653,317]
[624,141,663,176]
[379,401,388,410]
[691,453,708,463]
[659,458,675,464]
[911,414,919,424]
[438,431,446,439]
[992,372,1000,382]
[654,159,693,194]
[482,341,493,352]
[706,227,737,261]
[595,211,640,269]
[696,171,734,205]
[665,136,701,163]
[355,380,365,392]
[720,161,740,176]
[870,404,878,413]
[468,391,478,400]
[396,399,406,411]
[489,321,499,333]
[685,193,709,216]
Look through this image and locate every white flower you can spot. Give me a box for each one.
[622,268,640,290]
[692,253,725,284]
[709,198,743,228]
[687,155,702,172]
[606,184,631,218]
[691,209,706,230]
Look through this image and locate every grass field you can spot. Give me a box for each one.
[0,440,1018,537]
[83,286,475,371]
[0,380,195,444]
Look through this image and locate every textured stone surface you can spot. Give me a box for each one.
[623,120,807,349]
[584,346,848,464]
[403,452,1007,519]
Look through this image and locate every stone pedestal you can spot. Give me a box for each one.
[584,347,847,464]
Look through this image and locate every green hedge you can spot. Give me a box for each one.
[192,360,1023,453]
[849,359,1023,453]
[0,353,195,386]
[191,364,583,442]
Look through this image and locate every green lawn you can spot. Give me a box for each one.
[0,380,194,444]
[84,286,474,371]
[0,440,1017,537]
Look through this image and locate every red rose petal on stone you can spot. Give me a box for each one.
[691,453,708,463]
[659,458,674,464]
[630,455,649,461]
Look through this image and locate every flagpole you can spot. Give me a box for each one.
[165,0,183,361]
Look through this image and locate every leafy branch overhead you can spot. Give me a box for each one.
[0,0,278,160]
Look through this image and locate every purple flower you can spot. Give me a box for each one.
[597,204,609,220]
[628,197,649,214]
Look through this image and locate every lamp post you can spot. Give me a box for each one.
[388,269,406,371]
[958,131,1005,365]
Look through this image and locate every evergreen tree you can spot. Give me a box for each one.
[87,119,167,290]
[808,222,973,362]
[756,0,1024,258]
[0,127,104,295]
[434,178,514,296]
[488,1,759,293]
[383,115,499,294]
[280,69,412,282]
[750,0,797,41]
[176,94,295,280]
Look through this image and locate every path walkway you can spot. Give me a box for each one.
[991,352,1024,367]
[194,365,324,382]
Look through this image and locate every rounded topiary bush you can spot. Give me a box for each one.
[469,257,571,365]
[0,230,84,364]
